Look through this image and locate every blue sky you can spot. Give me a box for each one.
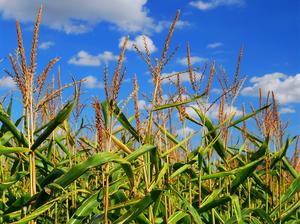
[0,0,299,146]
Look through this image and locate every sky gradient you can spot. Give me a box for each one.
[0,0,299,147]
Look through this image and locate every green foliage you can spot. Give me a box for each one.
[0,9,299,224]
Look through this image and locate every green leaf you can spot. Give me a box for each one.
[171,187,202,223]
[55,137,71,158]
[40,168,64,188]
[198,196,231,213]
[282,157,298,179]
[230,137,269,194]
[155,121,188,152]
[69,190,104,224]
[228,104,270,128]
[0,131,14,145]
[0,103,28,147]
[247,208,273,224]
[112,190,162,224]
[281,174,300,204]
[0,145,30,155]
[31,99,76,151]
[168,211,189,224]
[55,152,133,188]
[153,94,205,111]
[125,144,156,162]
[191,106,226,161]
[0,171,28,191]
[231,195,243,224]
[277,200,300,223]
[111,101,140,141]
[12,200,56,224]
[70,177,127,224]
[149,163,169,191]
[170,163,192,179]
[271,137,294,168]
[201,188,223,208]
[161,132,195,157]
[226,208,273,224]
[0,97,13,133]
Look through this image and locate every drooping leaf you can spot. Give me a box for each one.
[191,106,226,161]
[31,98,76,151]
[12,200,56,224]
[168,211,189,224]
[0,103,28,147]
[281,174,300,205]
[55,152,133,188]
[230,137,269,193]
[171,187,202,223]
[112,190,162,224]
[153,94,205,111]
[0,171,28,191]
[0,145,30,155]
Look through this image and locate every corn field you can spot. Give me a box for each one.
[0,7,299,224]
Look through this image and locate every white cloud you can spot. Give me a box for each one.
[241,72,300,104]
[0,0,155,34]
[112,124,122,132]
[185,103,242,120]
[154,71,202,85]
[176,127,195,138]
[119,35,157,53]
[138,95,170,110]
[137,100,151,110]
[68,50,118,66]
[39,41,54,50]
[190,0,244,11]
[211,88,222,94]
[207,42,223,49]
[177,56,208,66]
[83,75,103,88]
[279,107,296,114]
[137,100,147,109]
[155,20,190,32]
[0,76,16,89]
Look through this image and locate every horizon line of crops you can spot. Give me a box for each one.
[0,6,299,224]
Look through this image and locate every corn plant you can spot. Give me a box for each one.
[0,7,299,224]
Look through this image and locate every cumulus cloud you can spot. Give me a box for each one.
[154,71,202,85]
[279,107,296,114]
[190,0,244,10]
[207,42,223,49]
[155,20,190,32]
[177,56,208,66]
[0,76,16,89]
[241,72,300,104]
[39,41,54,50]
[138,95,169,110]
[137,100,147,109]
[83,76,103,88]
[176,127,195,138]
[119,35,157,53]
[68,50,118,66]
[185,103,242,120]
[137,100,151,110]
[0,0,155,34]
[211,88,222,94]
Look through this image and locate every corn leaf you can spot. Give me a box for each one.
[0,103,28,147]
[31,99,76,151]
[168,211,189,224]
[153,94,204,111]
[0,145,30,155]
[112,189,162,224]
[55,152,133,188]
